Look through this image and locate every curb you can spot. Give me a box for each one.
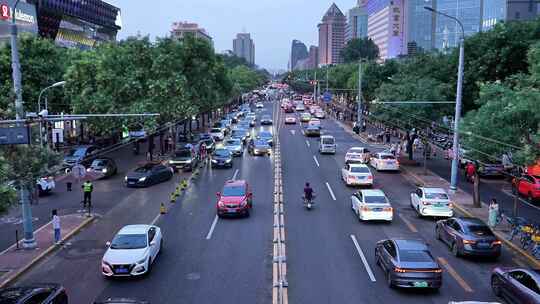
[400,165,540,268]
[0,215,95,289]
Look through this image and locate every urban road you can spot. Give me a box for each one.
[12,100,527,303]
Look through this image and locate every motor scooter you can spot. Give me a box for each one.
[303,195,316,210]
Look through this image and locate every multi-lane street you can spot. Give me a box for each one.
[13,99,525,303]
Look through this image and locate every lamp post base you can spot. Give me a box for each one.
[22,238,37,249]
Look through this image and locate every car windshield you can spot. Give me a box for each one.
[364,195,387,204]
[110,234,147,249]
[92,159,107,167]
[211,128,221,133]
[380,155,395,160]
[399,250,433,263]
[255,140,269,146]
[175,150,191,158]
[226,140,240,146]
[322,138,334,144]
[134,166,152,173]
[214,149,230,157]
[466,225,494,236]
[223,185,246,197]
[68,148,86,157]
[350,148,365,153]
[259,132,272,138]
[425,192,449,200]
[350,166,370,173]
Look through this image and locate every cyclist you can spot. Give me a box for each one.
[303,182,314,205]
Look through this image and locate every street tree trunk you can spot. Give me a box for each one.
[473,173,481,208]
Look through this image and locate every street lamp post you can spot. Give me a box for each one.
[37,81,66,147]
[424,6,465,191]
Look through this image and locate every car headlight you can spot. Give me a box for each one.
[211,159,218,163]
[124,176,128,181]
[138,176,147,182]
[136,257,147,264]
[102,168,108,173]
[185,159,192,164]
[225,159,232,163]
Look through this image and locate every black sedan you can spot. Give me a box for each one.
[125,162,173,187]
[211,148,233,168]
[87,158,118,179]
[435,217,501,258]
[304,125,321,137]
[375,239,442,289]
[491,267,540,303]
[0,283,68,304]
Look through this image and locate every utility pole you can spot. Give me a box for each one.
[10,0,36,249]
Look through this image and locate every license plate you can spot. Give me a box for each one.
[386,161,394,165]
[116,268,129,274]
[227,208,236,213]
[413,281,428,288]
[477,242,490,248]
[435,203,443,207]
[357,176,365,180]
[373,208,383,212]
[128,182,135,185]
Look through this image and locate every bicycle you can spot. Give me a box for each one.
[507,216,527,241]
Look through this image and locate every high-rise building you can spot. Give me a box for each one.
[171,21,212,44]
[345,2,368,42]
[290,39,308,71]
[308,45,319,69]
[365,0,406,60]
[0,0,121,48]
[233,32,255,65]
[318,3,346,66]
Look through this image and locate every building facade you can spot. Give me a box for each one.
[0,0,121,48]
[290,39,308,71]
[308,45,319,69]
[233,32,255,65]
[171,21,212,44]
[345,4,368,42]
[365,0,405,60]
[318,3,346,66]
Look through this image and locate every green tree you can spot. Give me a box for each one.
[341,38,379,63]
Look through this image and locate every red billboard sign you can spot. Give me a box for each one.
[0,4,10,20]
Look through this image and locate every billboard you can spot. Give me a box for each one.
[0,0,37,41]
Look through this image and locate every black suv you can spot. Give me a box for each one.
[0,284,68,304]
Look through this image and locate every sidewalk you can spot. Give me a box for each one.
[334,118,540,269]
[0,214,94,288]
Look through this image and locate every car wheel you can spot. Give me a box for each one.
[145,257,152,276]
[159,239,163,254]
[491,275,502,296]
[416,206,422,218]
[451,242,460,257]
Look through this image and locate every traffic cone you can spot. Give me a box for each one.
[170,193,177,203]
[160,203,167,214]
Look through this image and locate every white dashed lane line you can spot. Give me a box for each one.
[325,182,336,201]
[313,155,320,167]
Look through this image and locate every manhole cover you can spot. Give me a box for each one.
[186,272,200,280]
[58,240,106,260]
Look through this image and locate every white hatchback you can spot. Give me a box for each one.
[102,225,163,277]
[410,187,454,218]
[351,189,393,221]
[210,128,225,141]
[370,152,399,171]
[341,163,373,186]
[345,147,370,164]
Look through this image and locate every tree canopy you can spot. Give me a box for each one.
[341,37,379,63]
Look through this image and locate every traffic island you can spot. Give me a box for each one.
[0,214,95,288]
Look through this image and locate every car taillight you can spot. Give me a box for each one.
[383,207,393,212]
[361,206,370,212]
[367,175,373,180]
[492,240,502,245]
[218,201,225,208]
[448,203,454,208]
[396,160,400,166]
[462,239,476,245]
[394,267,407,273]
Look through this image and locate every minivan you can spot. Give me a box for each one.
[319,135,336,154]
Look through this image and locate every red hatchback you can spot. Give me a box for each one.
[513,175,540,202]
[216,180,253,217]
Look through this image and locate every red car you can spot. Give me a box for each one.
[513,174,540,202]
[216,180,253,217]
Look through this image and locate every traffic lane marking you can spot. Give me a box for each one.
[313,155,320,167]
[397,213,418,233]
[350,234,376,282]
[305,140,310,147]
[150,213,161,226]
[437,257,473,293]
[325,182,336,201]
[205,215,219,240]
[232,169,239,181]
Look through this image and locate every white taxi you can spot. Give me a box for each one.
[308,118,321,128]
[341,163,373,186]
[345,147,370,164]
[410,187,454,218]
[370,152,399,171]
[351,189,393,221]
[284,115,296,124]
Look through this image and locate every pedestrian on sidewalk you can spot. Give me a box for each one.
[52,209,61,244]
[385,129,391,144]
[465,162,477,183]
[396,141,402,157]
[488,198,500,228]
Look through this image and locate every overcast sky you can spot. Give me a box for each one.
[107,0,357,71]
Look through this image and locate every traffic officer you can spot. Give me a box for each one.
[82,180,93,207]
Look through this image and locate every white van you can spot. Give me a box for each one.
[319,135,336,154]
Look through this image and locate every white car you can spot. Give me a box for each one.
[308,118,321,128]
[319,135,336,154]
[341,163,373,186]
[345,147,371,164]
[102,225,163,277]
[255,102,264,108]
[285,115,296,124]
[410,187,454,218]
[351,189,393,221]
[370,152,399,171]
[295,104,305,111]
[37,177,55,194]
[314,111,325,119]
[209,128,225,141]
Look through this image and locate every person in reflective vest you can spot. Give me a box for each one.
[82,180,93,207]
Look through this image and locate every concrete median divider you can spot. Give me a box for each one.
[272,137,288,304]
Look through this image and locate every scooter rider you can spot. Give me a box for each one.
[304,182,314,204]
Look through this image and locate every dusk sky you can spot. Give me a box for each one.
[107,0,357,71]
